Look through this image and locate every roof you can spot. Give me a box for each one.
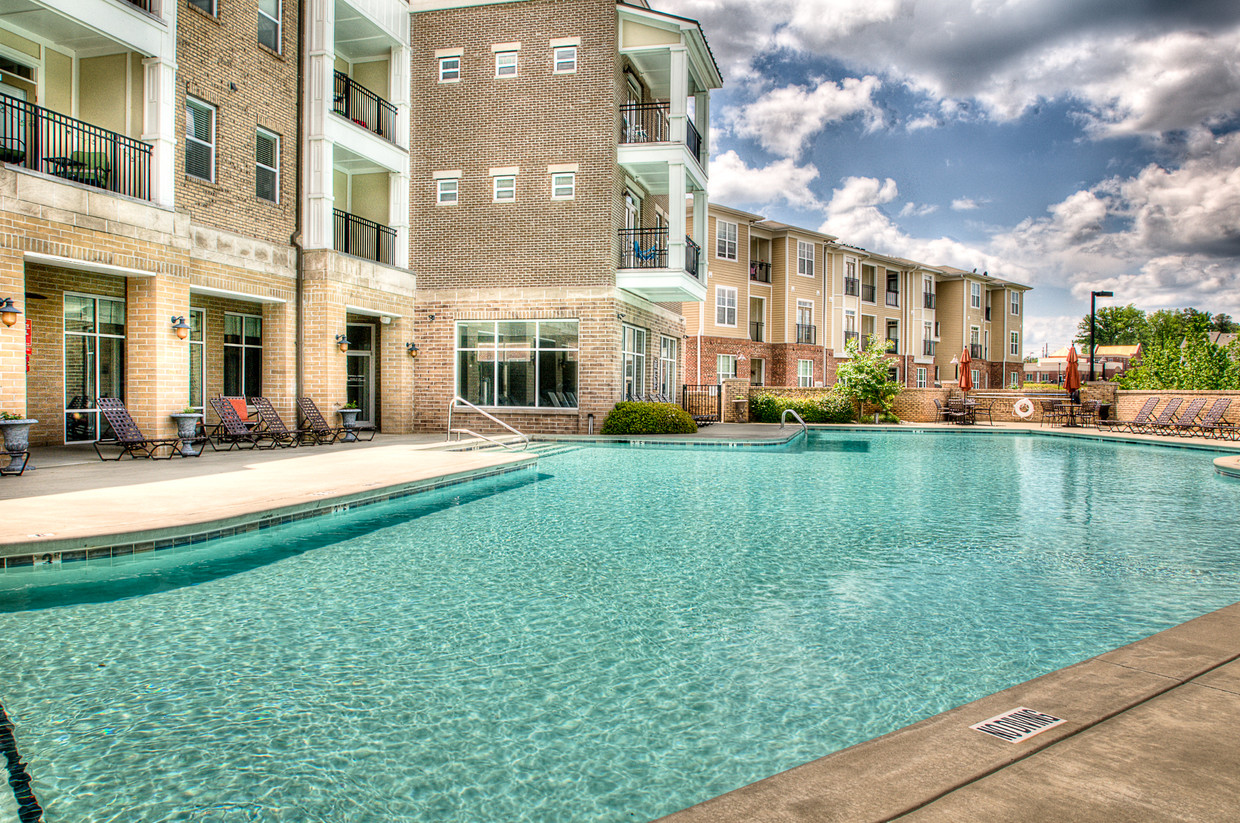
[1094,344,1141,357]
[752,219,837,242]
[707,202,766,222]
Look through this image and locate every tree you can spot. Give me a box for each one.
[1211,313,1239,333]
[1119,326,1240,390]
[835,335,902,421]
[1073,304,1147,348]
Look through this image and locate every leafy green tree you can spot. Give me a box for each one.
[1119,326,1240,390]
[835,335,902,421]
[1073,304,1147,348]
[1211,313,1239,333]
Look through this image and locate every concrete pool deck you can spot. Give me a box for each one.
[2,423,1239,822]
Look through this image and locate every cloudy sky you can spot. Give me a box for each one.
[662,0,1240,357]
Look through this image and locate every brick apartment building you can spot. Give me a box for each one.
[686,204,1030,392]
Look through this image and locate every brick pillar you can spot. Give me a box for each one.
[126,275,190,437]
[378,316,413,433]
[301,250,347,417]
[0,250,25,417]
[722,378,749,423]
[262,300,297,421]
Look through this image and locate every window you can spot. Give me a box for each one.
[224,313,263,398]
[185,98,215,182]
[495,51,517,77]
[258,0,281,52]
[456,320,578,408]
[971,281,981,308]
[715,286,737,326]
[798,360,813,387]
[436,178,458,205]
[1010,331,1019,356]
[551,172,575,200]
[622,324,647,398]
[844,309,856,332]
[553,46,577,73]
[188,309,205,414]
[716,219,737,260]
[255,128,279,203]
[658,336,677,399]
[1010,371,1020,389]
[188,0,215,13]
[493,175,516,202]
[717,354,737,380]
[1010,290,1020,315]
[439,57,460,82]
[971,368,980,387]
[916,367,927,388]
[797,241,814,276]
[796,300,813,343]
[63,294,125,444]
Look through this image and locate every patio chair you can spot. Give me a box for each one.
[1188,398,1235,439]
[1132,397,1183,434]
[297,397,376,443]
[1038,399,1067,427]
[632,240,661,264]
[972,398,995,425]
[207,397,272,450]
[1159,398,1207,436]
[1097,397,1159,433]
[249,396,310,447]
[1076,399,1100,428]
[947,397,973,424]
[93,397,192,460]
[932,398,961,423]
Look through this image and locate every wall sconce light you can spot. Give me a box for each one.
[170,315,190,340]
[405,342,420,358]
[0,298,21,328]
[335,334,349,353]
[427,313,435,321]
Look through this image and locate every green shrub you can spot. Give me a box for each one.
[600,402,697,435]
[748,391,855,424]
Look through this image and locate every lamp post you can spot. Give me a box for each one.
[1089,290,1113,381]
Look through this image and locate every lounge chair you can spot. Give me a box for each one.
[1097,397,1159,433]
[297,397,376,443]
[1133,397,1183,434]
[249,396,310,447]
[207,397,272,450]
[94,397,192,460]
[1187,398,1235,439]
[1160,398,1207,436]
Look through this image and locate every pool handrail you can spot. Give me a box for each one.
[780,408,807,434]
[447,396,530,451]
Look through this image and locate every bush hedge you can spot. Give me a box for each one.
[749,391,856,424]
[600,402,698,435]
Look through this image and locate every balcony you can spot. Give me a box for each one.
[121,0,159,12]
[616,227,706,302]
[844,277,859,296]
[844,330,859,347]
[923,292,936,309]
[620,102,706,167]
[750,321,764,342]
[970,343,983,359]
[334,208,395,265]
[861,283,876,302]
[923,340,936,356]
[333,71,397,145]
[750,261,771,283]
[796,324,816,345]
[885,291,899,308]
[0,94,151,201]
[886,339,899,354]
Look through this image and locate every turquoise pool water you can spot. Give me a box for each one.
[2,432,1239,822]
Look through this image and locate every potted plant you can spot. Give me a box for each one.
[0,411,36,475]
[337,401,361,442]
[169,406,204,457]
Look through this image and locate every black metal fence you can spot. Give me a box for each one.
[334,208,395,265]
[123,0,159,13]
[845,330,859,347]
[923,340,936,356]
[885,290,899,307]
[334,71,398,143]
[750,321,764,342]
[844,277,859,296]
[619,229,701,280]
[621,103,669,144]
[685,235,700,279]
[750,260,771,282]
[970,343,984,358]
[923,291,936,309]
[686,116,703,164]
[796,324,816,345]
[861,283,876,302]
[681,384,721,424]
[0,93,151,201]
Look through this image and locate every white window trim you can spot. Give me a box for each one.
[1010,331,1019,356]
[716,219,737,260]
[550,172,575,200]
[797,241,815,277]
[436,178,458,205]
[796,299,813,327]
[494,51,518,78]
[717,354,737,381]
[255,127,279,203]
[553,46,577,74]
[971,282,982,309]
[454,319,580,410]
[797,359,814,388]
[185,97,215,183]
[715,285,737,327]
[1010,290,1020,315]
[916,367,927,389]
[438,56,461,83]
[492,175,516,202]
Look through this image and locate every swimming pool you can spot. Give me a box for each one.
[2,431,1239,822]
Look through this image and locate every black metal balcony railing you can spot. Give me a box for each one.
[985,307,992,321]
[860,335,874,351]
[686,116,703,165]
[886,338,899,354]
[334,208,395,265]
[685,235,700,279]
[750,321,764,342]
[923,340,936,356]
[970,343,983,359]
[923,291,936,309]
[0,93,151,200]
[885,290,899,307]
[844,330,859,347]
[750,261,771,283]
[796,324,816,345]
[618,228,701,280]
[844,278,859,296]
[861,283,876,302]
[620,103,706,164]
[334,71,398,144]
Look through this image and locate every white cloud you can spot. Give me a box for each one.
[729,76,883,158]
[899,202,938,217]
[951,198,980,211]
[708,150,823,210]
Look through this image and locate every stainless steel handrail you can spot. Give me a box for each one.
[780,408,807,434]
[447,396,530,451]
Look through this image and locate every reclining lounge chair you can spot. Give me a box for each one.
[94,397,193,460]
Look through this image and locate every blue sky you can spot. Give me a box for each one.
[663,0,1240,356]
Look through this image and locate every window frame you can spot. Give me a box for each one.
[622,323,647,398]
[185,97,216,183]
[1010,330,1019,356]
[657,335,678,399]
[436,178,458,205]
[454,319,580,409]
[716,354,737,381]
[493,175,516,203]
[797,359,813,388]
[797,240,815,277]
[553,46,577,74]
[1010,290,1020,315]
[187,0,216,14]
[715,285,737,327]
[255,127,280,203]
[223,311,263,399]
[258,0,281,53]
[916,367,927,388]
[550,172,575,200]
[971,281,982,309]
[716,219,737,260]
[438,56,461,83]
[494,51,518,78]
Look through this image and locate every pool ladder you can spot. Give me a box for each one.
[780,409,807,434]
[447,396,530,452]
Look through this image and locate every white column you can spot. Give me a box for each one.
[668,47,688,144]
[389,169,408,269]
[667,162,686,271]
[694,89,709,165]
[692,189,707,277]
[388,44,410,149]
[303,0,336,250]
[141,56,177,209]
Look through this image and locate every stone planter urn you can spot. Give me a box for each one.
[0,418,36,475]
[337,407,360,442]
[169,413,203,457]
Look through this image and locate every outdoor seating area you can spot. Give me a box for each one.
[1097,396,1237,439]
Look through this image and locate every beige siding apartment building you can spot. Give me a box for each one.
[687,204,1031,390]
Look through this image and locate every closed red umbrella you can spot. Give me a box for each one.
[1064,345,1081,400]
[958,346,973,392]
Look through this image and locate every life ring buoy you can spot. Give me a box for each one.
[1013,398,1035,419]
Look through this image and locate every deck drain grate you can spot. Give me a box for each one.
[970,707,1065,742]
